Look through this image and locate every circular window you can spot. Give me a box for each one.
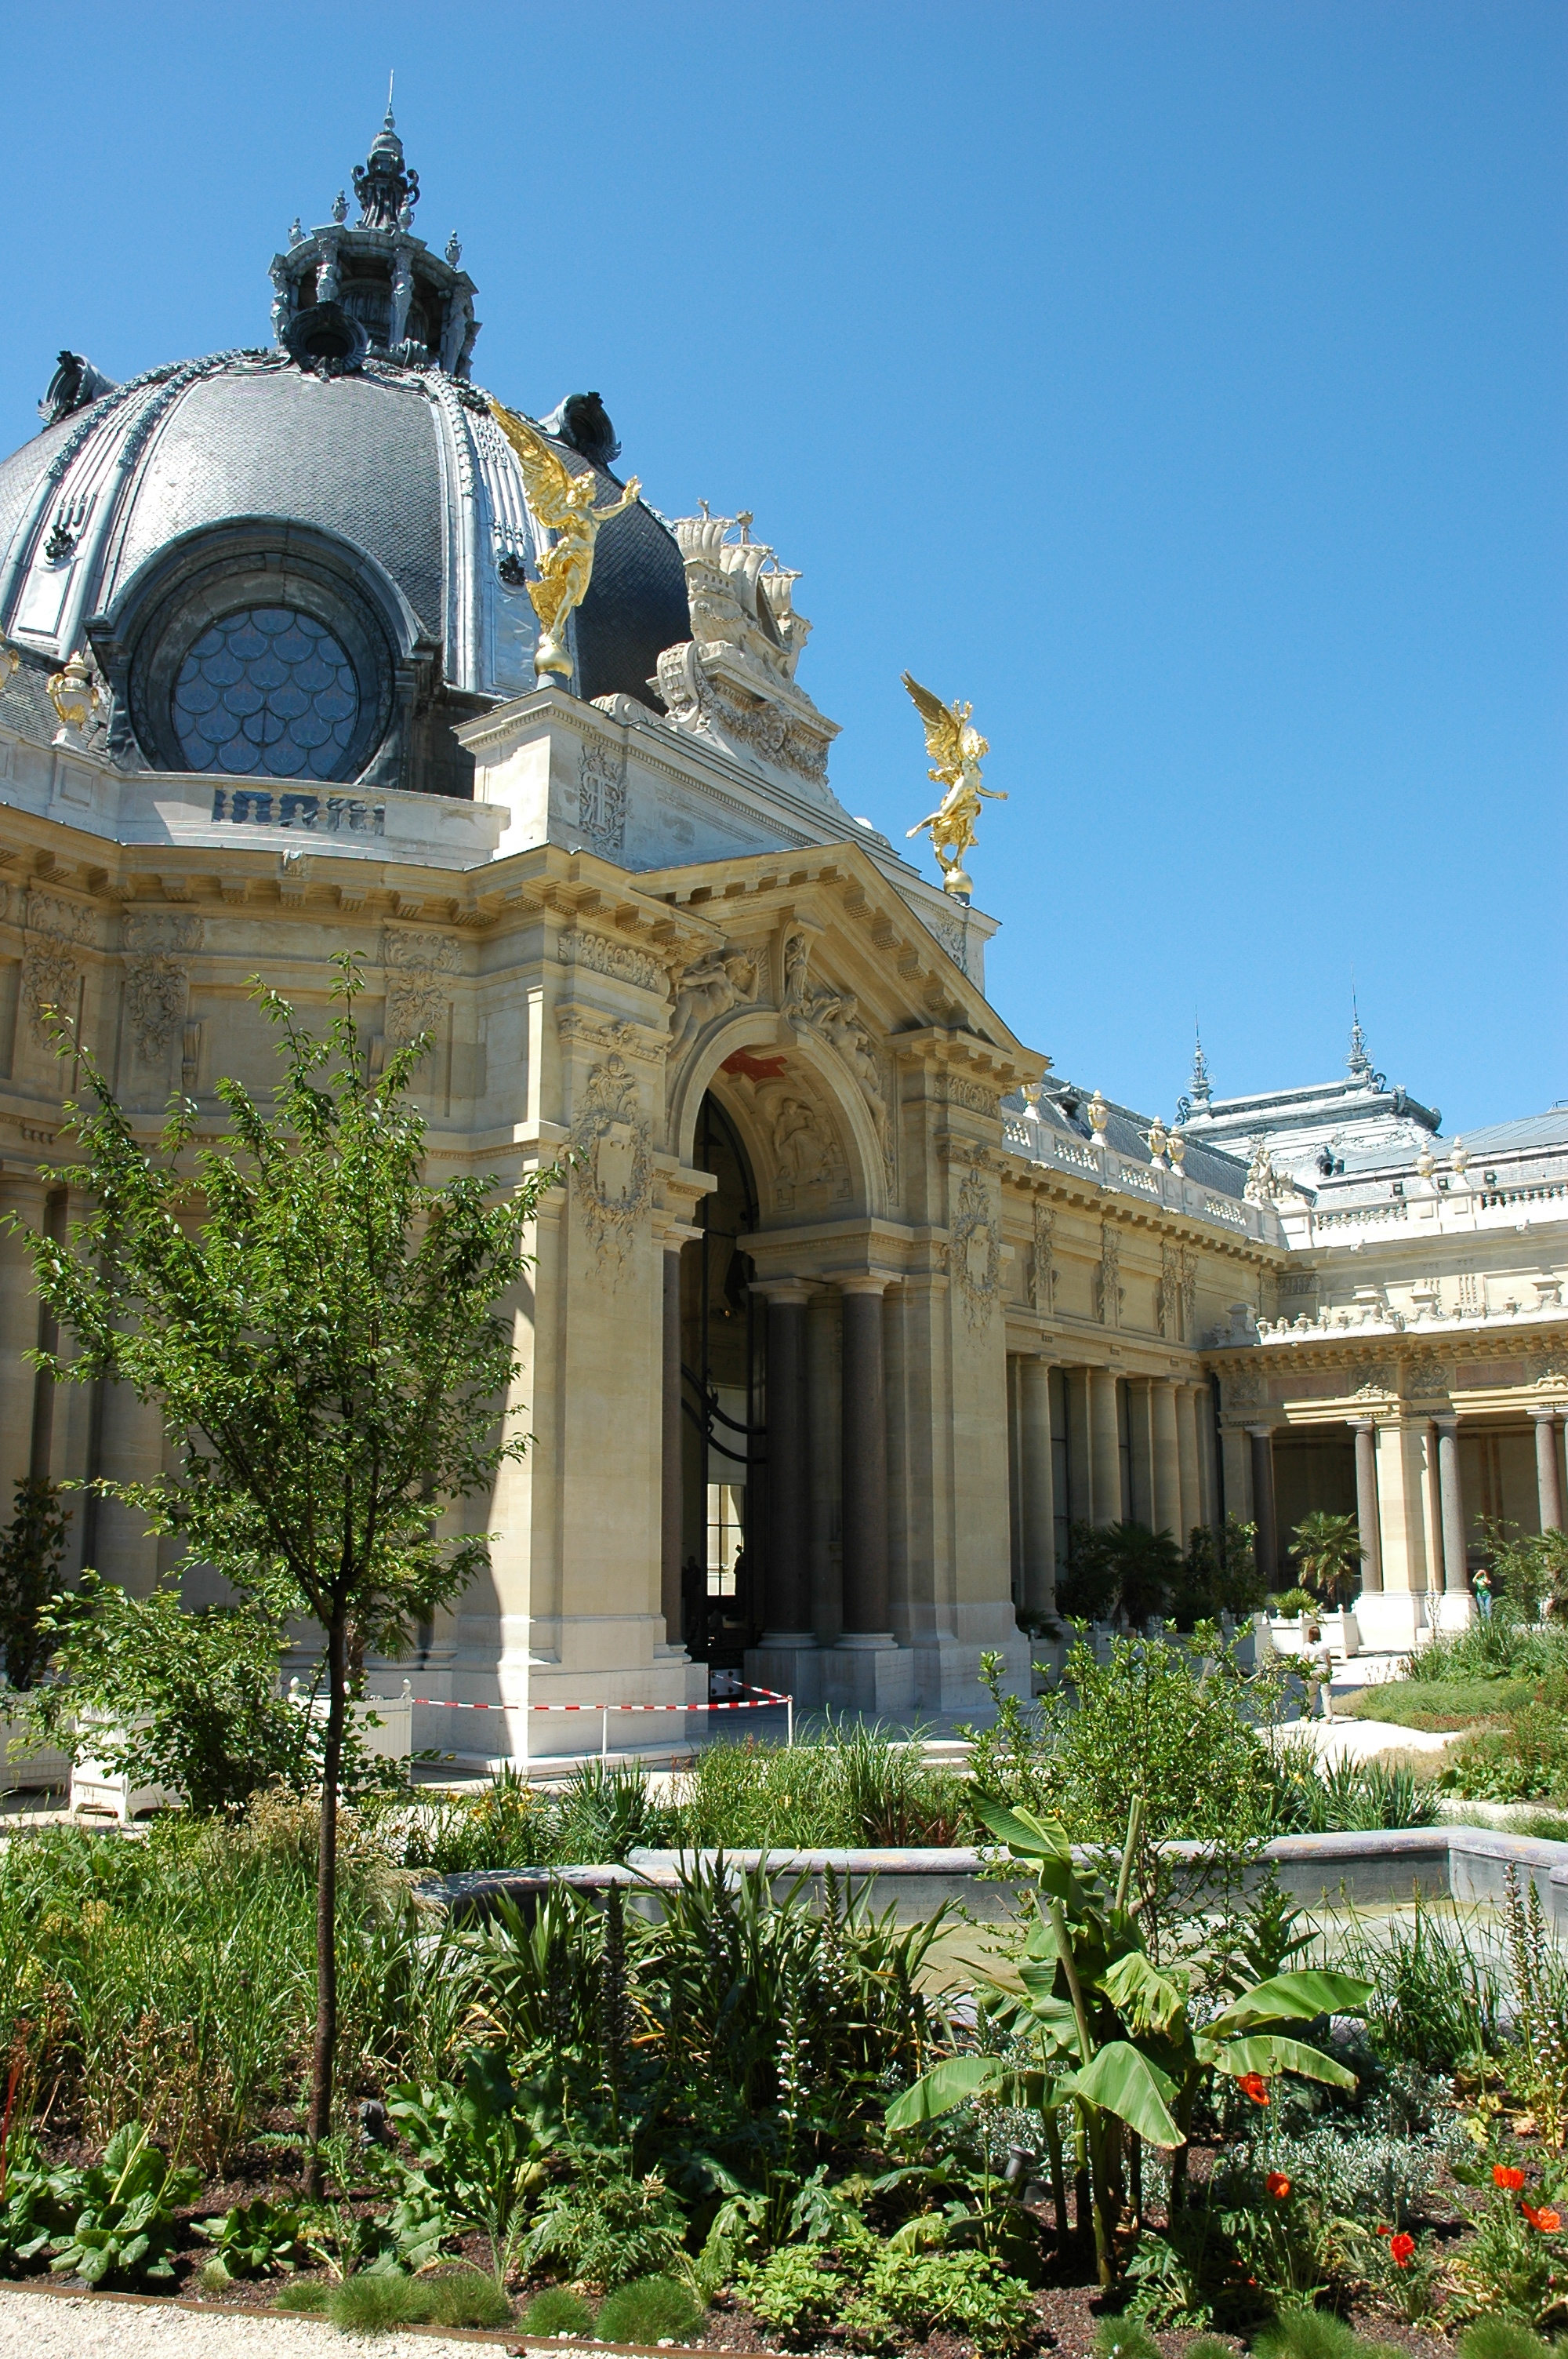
[170,607,361,780]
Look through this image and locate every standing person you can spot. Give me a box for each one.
[1473,1565,1494,1622]
[1304,1622,1336,1721]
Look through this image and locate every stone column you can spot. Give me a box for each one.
[1349,1417,1382,1591]
[839,1279,891,1637]
[1434,1415,1470,1594]
[1152,1380,1182,1538]
[1065,1367,1093,1525]
[1176,1383,1203,1549]
[1018,1353,1057,1619]
[1197,1384,1221,1532]
[1533,1409,1565,1533]
[1087,1368,1122,1525]
[0,1170,47,1503]
[760,1282,812,1641]
[1247,1425,1278,1584]
[1125,1377,1154,1525]
[661,1243,684,1648]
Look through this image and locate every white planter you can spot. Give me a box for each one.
[0,1702,71,1796]
[69,1714,182,1822]
[286,1680,414,1771]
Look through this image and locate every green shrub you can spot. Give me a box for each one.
[524,2166,688,2290]
[1092,2322,1162,2359]
[1274,1589,1320,1619]
[1265,1743,1438,1833]
[741,2245,847,2335]
[1457,2321,1557,2359]
[0,1478,67,1692]
[1329,1893,1504,2070]
[1441,1675,1568,1803]
[595,2274,705,2343]
[325,2270,427,2332]
[273,2277,328,2310]
[423,2270,514,2327]
[1184,2339,1237,2359]
[1253,2306,1364,2359]
[45,2121,199,2287]
[523,2285,596,2333]
[194,2197,303,2278]
[0,2135,53,2276]
[867,2249,1033,2357]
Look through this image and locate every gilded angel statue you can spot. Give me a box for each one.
[488,399,641,682]
[902,672,1005,899]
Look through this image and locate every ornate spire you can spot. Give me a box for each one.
[1346,992,1373,1081]
[353,82,419,230]
[1189,1018,1213,1105]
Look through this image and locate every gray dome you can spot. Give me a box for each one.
[0,349,688,796]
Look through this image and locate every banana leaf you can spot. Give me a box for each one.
[1059,2041,1184,2149]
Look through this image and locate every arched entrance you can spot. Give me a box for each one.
[680,1093,766,1668]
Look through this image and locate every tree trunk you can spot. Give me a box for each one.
[306,1605,347,2192]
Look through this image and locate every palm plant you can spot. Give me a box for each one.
[1290,1511,1363,1608]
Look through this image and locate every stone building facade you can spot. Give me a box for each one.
[0,118,1555,1755]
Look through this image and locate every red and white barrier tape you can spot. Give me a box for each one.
[372,1683,794,1754]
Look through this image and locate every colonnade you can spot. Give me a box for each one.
[1007,1357,1219,1622]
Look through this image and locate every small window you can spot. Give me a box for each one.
[171,607,361,780]
[706,1482,744,1597]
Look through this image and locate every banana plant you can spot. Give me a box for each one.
[885,1799,1373,2289]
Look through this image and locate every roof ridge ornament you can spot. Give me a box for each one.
[353,84,419,230]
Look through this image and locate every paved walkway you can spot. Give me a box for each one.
[0,2288,517,2357]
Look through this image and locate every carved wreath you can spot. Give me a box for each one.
[952,1164,1000,1330]
[571,1053,653,1281]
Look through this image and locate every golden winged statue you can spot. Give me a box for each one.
[902,672,1005,899]
[488,399,641,682]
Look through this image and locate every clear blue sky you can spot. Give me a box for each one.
[2,2,1562,1134]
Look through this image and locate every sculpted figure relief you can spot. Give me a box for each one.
[669,947,757,1067]
[488,400,640,682]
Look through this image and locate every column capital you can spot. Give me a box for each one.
[1347,1415,1377,1434]
[1244,1421,1275,1439]
[658,1223,702,1255]
[750,1277,815,1307]
[1433,1412,1459,1435]
[837,1272,891,1298]
[1529,1405,1563,1425]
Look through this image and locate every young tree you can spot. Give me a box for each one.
[8,960,550,2176]
[1290,1508,1364,1608]
[0,1476,68,1689]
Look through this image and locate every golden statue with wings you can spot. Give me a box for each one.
[489,400,641,682]
[902,672,1005,899]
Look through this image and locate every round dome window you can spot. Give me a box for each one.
[170,607,361,780]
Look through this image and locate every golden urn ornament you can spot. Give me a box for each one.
[488,399,640,684]
[47,648,100,751]
[901,673,1005,900]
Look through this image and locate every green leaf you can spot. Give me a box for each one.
[1212,2034,1357,2090]
[1061,2041,1185,2148]
[884,2054,1004,2130]
[1206,1969,1373,2035]
[1103,1950,1187,2034]
[974,1799,1072,1859]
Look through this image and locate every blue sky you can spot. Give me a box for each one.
[2,1,1561,1132]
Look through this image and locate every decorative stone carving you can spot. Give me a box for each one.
[779,931,893,1172]
[668,946,757,1067]
[931,915,968,975]
[944,1074,996,1117]
[1227,1366,1266,1407]
[953,1163,1000,1329]
[577,734,627,857]
[782,929,811,1016]
[758,1078,851,1213]
[654,511,840,789]
[1029,1200,1055,1316]
[122,918,200,1063]
[383,925,458,1045]
[1403,1351,1452,1400]
[561,926,666,998]
[772,1096,830,1187]
[1157,1243,1180,1339]
[1529,1354,1568,1390]
[1094,1223,1123,1328]
[572,1053,652,1278]
[22,890,93,1047]
[1180,1246,1198,1342]
[1352,1362,1397,1400]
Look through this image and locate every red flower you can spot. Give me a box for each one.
[1237,2072,1271,2105]
[1266,2172,1291,2200]
[1522,2204,1562,2234]
[1494,2165,1526,2191]
[1388,2233,1415,2268]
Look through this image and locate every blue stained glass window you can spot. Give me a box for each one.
[172,609,361,780]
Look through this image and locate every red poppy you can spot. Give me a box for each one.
[1266,2173,1291,2200]
[1388,2234,1415,2268]
[1494,2165,1526,2191]
[1522,2205,1562,2234]
[1237,2072,1271,2105]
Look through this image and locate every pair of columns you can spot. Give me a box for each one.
[760,1278,891,1646]
[1344,1407,1566,1607]
[1127,1376,1207,1543]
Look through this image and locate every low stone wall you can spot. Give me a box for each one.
[419,1823,1568,1933]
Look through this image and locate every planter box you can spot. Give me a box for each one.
[0,1702,71,1796]
[285,1680,414,1771]
[1268,1611,1359,1659]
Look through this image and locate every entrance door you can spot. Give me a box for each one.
[680,1096,766,1667]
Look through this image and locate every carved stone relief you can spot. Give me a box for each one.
[1403,1352,1453,1400]
[571,1053,653,1280]
[1352,1363,1397,1400]
[577,735,627,857]
[1180,1246,1198,1343]
[121,914,201,1063]
[1029,1200,1055,1316]
[22,890,93,1047]
[383,926,459,1045]
[668,946,757,1068]
[951,1163,1000,1329]
[561,926,666,998]
[756,1078,851,1215]
[779,929,895,1180]
[1094,1223,1123,1328]
[1157,1243,1180,1339]
[1529,1354,1568,1390]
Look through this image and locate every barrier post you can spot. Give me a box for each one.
[786,1694,794,1750]
[601,1704,610,1761]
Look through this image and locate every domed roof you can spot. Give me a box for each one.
[0,112,689,795]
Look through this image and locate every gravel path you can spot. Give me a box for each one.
[0,2288,518,2358]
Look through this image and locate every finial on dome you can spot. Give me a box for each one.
[445,231,462,266]
[1189,1017,1213,1106]
[1347,990,1373,1081]
[353,81,419,229]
